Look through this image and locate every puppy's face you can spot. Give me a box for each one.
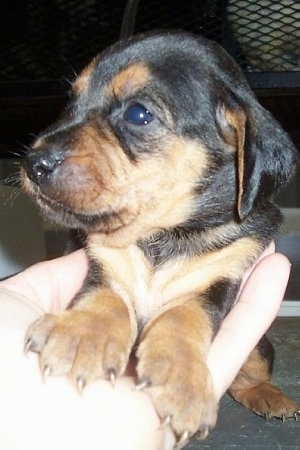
[21,32,296,246]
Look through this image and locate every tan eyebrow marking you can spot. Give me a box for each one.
[107,62,151,99]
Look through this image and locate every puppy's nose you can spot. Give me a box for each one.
[23,148,63,185]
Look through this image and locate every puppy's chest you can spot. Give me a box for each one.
[93,244,190,321]
[89,238,261,322]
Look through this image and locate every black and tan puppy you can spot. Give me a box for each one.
[21,31,298,447]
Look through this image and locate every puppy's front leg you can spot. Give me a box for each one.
[25,288,136,390]
[136,299,218,444]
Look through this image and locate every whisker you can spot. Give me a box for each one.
[0,156,22,186]
[0,184,22,207]
[5,150,25,159]
[60,55,78,80]
[1,172,21,188]
[63,76,75,88]
[9,187,22,205]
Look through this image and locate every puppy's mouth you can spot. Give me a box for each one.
[35,190,137,234]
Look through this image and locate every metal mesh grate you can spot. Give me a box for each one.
[226,0,300,71]
[131,0,300,72]
[0,0,299,85]
[126,1,226,45]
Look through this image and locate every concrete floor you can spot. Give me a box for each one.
[185,318,300,450]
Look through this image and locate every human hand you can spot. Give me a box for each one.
[207,241,291,400]
[0,243,290,449]
[0,250,174,450]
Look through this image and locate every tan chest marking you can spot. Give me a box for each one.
[88,237,261,322]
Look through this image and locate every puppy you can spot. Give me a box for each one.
[21,31,299,447]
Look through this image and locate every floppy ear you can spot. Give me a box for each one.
[216,94,297,220]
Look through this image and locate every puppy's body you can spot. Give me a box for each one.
[22,31,298,445]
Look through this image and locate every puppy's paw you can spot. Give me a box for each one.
[136,340,218,446]
[231,382,300,421]
[25,310,132,389]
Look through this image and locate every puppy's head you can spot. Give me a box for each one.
[21,31,297,246]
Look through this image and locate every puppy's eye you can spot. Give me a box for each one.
[124,103,154,125]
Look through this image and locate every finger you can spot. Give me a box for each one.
[2,250,88,313]
[40,249,88,310]
[238,241,275,294]
[207,252,291,400]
